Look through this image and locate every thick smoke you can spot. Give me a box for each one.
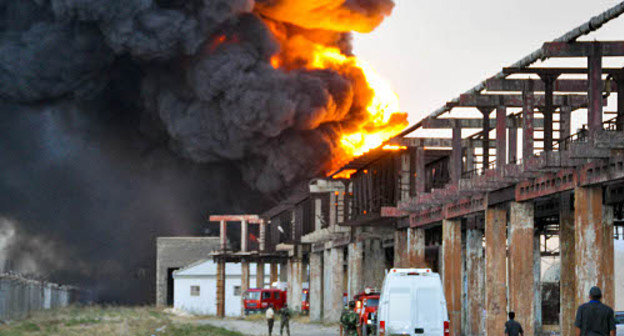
[0,0,394,302]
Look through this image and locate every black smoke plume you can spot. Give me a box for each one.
[0,0,394,303]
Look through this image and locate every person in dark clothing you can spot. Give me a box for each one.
[505,312,524,336]
[575,286,616,336]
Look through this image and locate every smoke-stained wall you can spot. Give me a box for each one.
[0,0,394,303]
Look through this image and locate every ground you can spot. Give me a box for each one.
[0,307,338,336]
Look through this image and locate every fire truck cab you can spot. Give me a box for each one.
[243,288,287,315]
[302,289,310,314]
[353,287,380,336]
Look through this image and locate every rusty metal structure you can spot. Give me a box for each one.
[208,3,624,335]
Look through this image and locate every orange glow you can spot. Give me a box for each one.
[270,56,281,69]
[382,145,407,151]
[333,169,357,179]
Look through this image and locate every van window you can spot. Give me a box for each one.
[274,292,281,299]
[388,287,411,322]
[262,292,271,300]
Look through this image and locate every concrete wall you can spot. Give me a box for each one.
[616,239,624,311]
[156,237,220,306]
[0,275,76,321]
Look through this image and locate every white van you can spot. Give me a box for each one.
[376,268,449,336]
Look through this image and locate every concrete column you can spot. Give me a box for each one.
[241,220,248,252]
[451,123,462,183]
[323,247,344,322]
[560,193,576,336]
[574,186,615,308]
[394,229,407,268]
[216,260,226,317]
[288,258,303,312]
[523,81,535,161]
[496,106,507,168]
[220,220,227,250]
[509,202,536,336]
[279,262,288,282]
[241,261,250,316]
[310,252,323,322]
[466,228,485,336]
[407,227,426,267]
[415,146,426,194]
[443,219,462,336]
[259,219,266,252]
[363,239,386,289]
[533,232,542,334]
[348,239,363,297]
[508,116,517,164]
[256,262,265,289]
[588,44,603,136]
[485,206,507,336]
[270,263,279,284]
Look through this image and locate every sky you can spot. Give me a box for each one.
[353,0,624,129]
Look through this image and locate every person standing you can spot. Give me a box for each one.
[575,286,616,336]
[266,304,275,336]
[279,303,291,336]
[505,312,524,336]
[340,301,361,336]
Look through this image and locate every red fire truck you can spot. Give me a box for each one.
[301,289,309,314]
[243,288,287,315]
[353,288,380,336]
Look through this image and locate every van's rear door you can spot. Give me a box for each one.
[414,282,443,336]
[387,285,413,335]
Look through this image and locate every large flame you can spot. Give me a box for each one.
[256,0,406,171]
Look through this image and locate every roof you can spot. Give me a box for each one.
[173,259,263,277]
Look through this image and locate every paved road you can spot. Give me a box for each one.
[196,318,340,336]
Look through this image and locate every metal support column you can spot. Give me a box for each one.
[523,81,535,161]
[443,219,462,336]
[509,201,536,336]
[574,186,615,309]
[496,105,507,169]
[588,43,603,136]
[485,205,507,336]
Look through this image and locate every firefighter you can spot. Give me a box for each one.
[279,303,291,336]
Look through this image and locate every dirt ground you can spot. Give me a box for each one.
[195,317,340,336]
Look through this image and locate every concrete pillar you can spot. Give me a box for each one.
[241,261,250,316]
[485,206,507,336]
[310,252,323,322]
[394,229,407,268]
[241,220,248,252]
[256,262,265,289]
[407,227,426,268]
[588,44,603,136]
[270,263,279,284]
[560,193,576,336]
[279,262,288,282]
[348,239,363,297]
[533,232,542,334]
[509,116,517,164]
[323,247,344,322]
[523,81,535,161]
[288,258,303,312]
[509,201,536,336]
[259,219,266,252]
[443,219,462,336]
[574,186,615,308]
[216,260,226,317]
[496,106,507,168]
[466,228,485,336]
[451,123,462,183]
[220,220,227,250]
[363,239,386,289]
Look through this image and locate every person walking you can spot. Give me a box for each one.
[279,303,292,336]
[575,286,616,336]
[266,304,275,336]
[340,301,361,336]
[505,312,524,336]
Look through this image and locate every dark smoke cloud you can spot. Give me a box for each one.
[0,0,393,302]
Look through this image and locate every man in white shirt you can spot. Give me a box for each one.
[266,304,275,336]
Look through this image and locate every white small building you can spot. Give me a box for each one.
[173,259,271,316]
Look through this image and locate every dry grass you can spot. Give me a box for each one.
[0,306,243,336]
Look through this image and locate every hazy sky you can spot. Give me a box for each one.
[353,0,624,128]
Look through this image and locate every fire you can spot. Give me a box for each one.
[333,169,357,179]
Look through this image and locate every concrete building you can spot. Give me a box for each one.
[156,237,220,306]
[173,259,270,316]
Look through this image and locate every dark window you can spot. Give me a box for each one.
[262,291,271,300]
[166,268,179,306]
[274,292,280,299]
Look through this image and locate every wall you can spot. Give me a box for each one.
[156,237,220,306]
[173,261,270,316]
[0,275,77,321]
[615,239,624,311]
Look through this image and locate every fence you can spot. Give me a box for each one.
[0,274,81,321]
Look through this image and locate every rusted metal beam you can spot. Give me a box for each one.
[542,41,624,57]
[421,117,545,129]
[485,205,507,336]
[210,215,261,223]
[486,78,617,92]
[444,195,486,219]
[503,67,624,75]
[409,207,444,227]
[398,137,497,148]
[516,169,577,201]
[523,82,535,162]
[457,93,592,108]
